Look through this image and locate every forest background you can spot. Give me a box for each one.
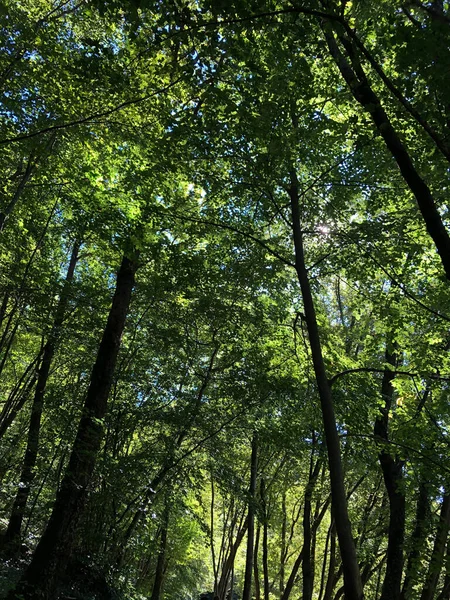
[0,1,450,599]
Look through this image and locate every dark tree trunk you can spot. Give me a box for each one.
[436,541,450,600]
[400,482,430,600]
[288,173,363,600]
[323,24,450,281]
[150,505,169,600]
[323,521,337,600]
[242,432,258,600]
[254,525,261,600]
[260,479,269,600]
[280,458,323,600]
[375,346,406,600]
[217,516,248,600]
[3,241,80,551]
[303,457,322,600]
[8,251,138,600]
[421,493,450,600]
[280,492,287,596]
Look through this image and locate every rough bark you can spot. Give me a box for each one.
[8,251,138,599]
[288,173,363,600]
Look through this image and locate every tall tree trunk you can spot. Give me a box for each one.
[436,541,450,600]
[420,493,450,600]
[303,455,322,600]
[242,432,258,600]
[260,479,269,600]
[8,251,138,600]
[254,525,261,600]
[401,481,430,600]
[150,504,169,600]
[280,457,323,600]
[217,516,248,600]
[3,241,80,551]
[323,23,450,281]
[375,345,406,600]
[280,492,287,597]
[288,172,363,600]
[323,521,337,600]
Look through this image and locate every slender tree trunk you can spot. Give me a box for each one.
[400,482,430,600]
[242,432,258,600]
[211,476,219,597]
[288,173,363,600]
[436,541,450,600]
[318,521,332,600]
[261,479,269,600]
[323,23,450,281]
[420,493,450,600]
[3,241,80,550]
[303,456,322,600]
[280,457,322,600]
[150,505,169,600]
[323,521,337,600]
[0,357,39,441]
[254,525,261,600]
[280,492,287,597]
[8,251,138,600]
[375,345,405,600]
[218,518,248,600]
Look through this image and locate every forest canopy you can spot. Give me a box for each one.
[0,1,450,599]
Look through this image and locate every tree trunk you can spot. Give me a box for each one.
[217,516,248,600]
[303,457,322,600]
[288,173,363,600]
[375,345,406,600]
[421,493,450,600]
[323,521,337,600]
[242,431,258,600]
[254,525,261,600]
[436,541,450,600]
[400,482,430,600]
[280,457,323,600]
[280,492,287,597]
[3,241,80,551]
[150,504,169,600]
[8,251,138,600]
[261,479,269,600]
[323,23,450,281]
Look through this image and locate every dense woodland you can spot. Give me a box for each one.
[0,0,449,599]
